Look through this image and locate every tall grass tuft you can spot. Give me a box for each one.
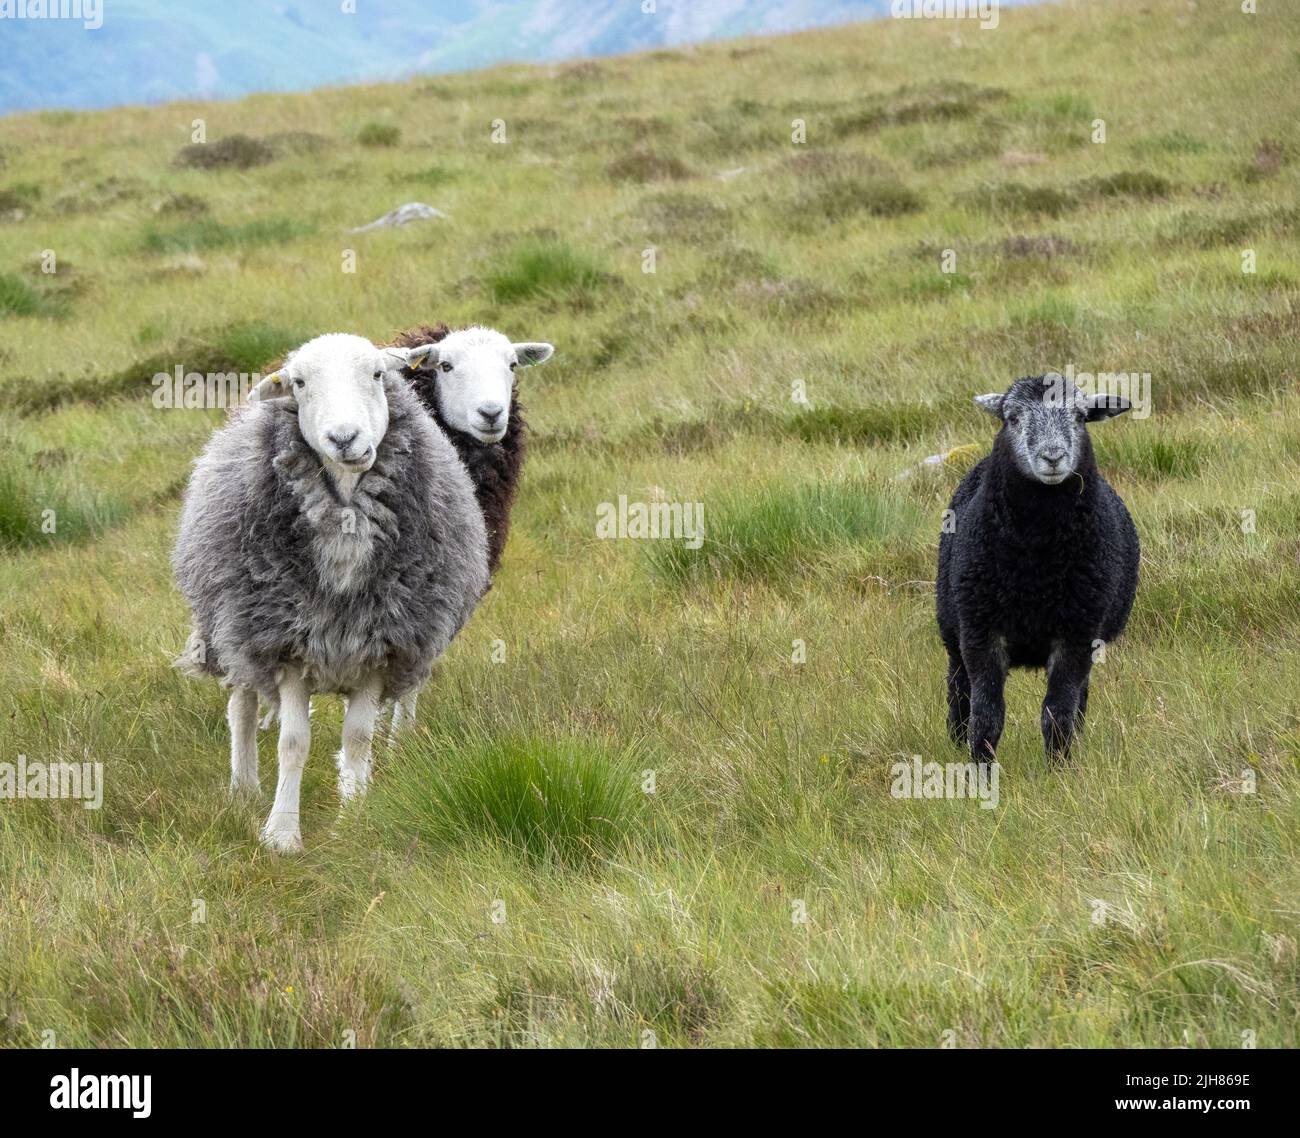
[1094,429,1210,480]
[648,481,922,587]
[486,240,608,304]
[0,453,130,549]
[173,134,274,170]
[357,122,401,147]
[0,271,41,316]
[373,732,645,865]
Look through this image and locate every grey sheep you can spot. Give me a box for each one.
[173,333,489,851]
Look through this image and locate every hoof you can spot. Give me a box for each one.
[336,772,369,802]
[260,820,303,854]
[335,750,370,802]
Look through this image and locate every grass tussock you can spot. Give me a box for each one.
[357,122,401,147]
[373,733,645,865]
[606,149,692,183]
[0,441,131,550]
[486,240,610,304]
[0,269,78,319]
[648,481,922,587]
[174,134,275,170]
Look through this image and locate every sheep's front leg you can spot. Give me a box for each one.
[1042,644,1092,764]
[944,648,971,745]
[338,675,384,801]
[262,669,310,853]
[962,636,1008,764]
[228,686,259,792]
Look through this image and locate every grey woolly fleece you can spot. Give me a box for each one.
[172,377,489,703]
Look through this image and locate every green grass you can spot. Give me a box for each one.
[139,217,314,254]
[0,320,311,413]
[485,240,609,304]
[372,733,645,865]
[648,481,922,586]
[357,122,401,148]
[0,271,41,315]
[0,0,1297,1048]
[0,461,130,550]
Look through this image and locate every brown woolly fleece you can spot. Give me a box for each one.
[388,323,526,576]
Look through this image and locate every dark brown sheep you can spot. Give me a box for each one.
[388,323,527,576]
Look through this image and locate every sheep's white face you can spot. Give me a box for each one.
[976,374,1130,486]
[397,327,553,444]
[253,333,399,475]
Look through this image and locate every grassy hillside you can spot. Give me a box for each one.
[1,0,1298,1047]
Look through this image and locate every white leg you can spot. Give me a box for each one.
[228,686,259,792]
[262,669,310,853]
[338,675,383,801]
[389,688,419,742]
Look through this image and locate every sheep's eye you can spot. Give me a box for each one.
[293,378,305,389]
[440,362,453,373]
[373,369,382,380]
[1007,413,1020,426]
[509,360,518,371]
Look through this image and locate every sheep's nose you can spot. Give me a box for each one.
[327,428,359,451]
[1041,447,1067,466]
[477,402,504,425]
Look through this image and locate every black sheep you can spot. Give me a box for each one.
[936,374,1139,764]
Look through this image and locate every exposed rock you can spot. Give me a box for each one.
[350,202,448,232]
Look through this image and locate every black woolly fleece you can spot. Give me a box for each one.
[937,424,1140,670]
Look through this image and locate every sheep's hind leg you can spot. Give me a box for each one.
[388,688,419,743]
[338,675,384,802]
[262,669,310,853]
[228,686,259,793]
[945,650,971,745]
[1042,645,1091,765]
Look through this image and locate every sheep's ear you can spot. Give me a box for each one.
[391,345,438,371]
[974,393,1005,418]
[1085,394,1131,421]
[513,342,554,367]
[249,371,289,403]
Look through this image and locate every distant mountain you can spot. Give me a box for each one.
[0,1,1028,115]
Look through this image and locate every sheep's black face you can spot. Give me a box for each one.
[976,375,1130,486]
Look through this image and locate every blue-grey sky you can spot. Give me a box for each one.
[0,1,1031,115]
